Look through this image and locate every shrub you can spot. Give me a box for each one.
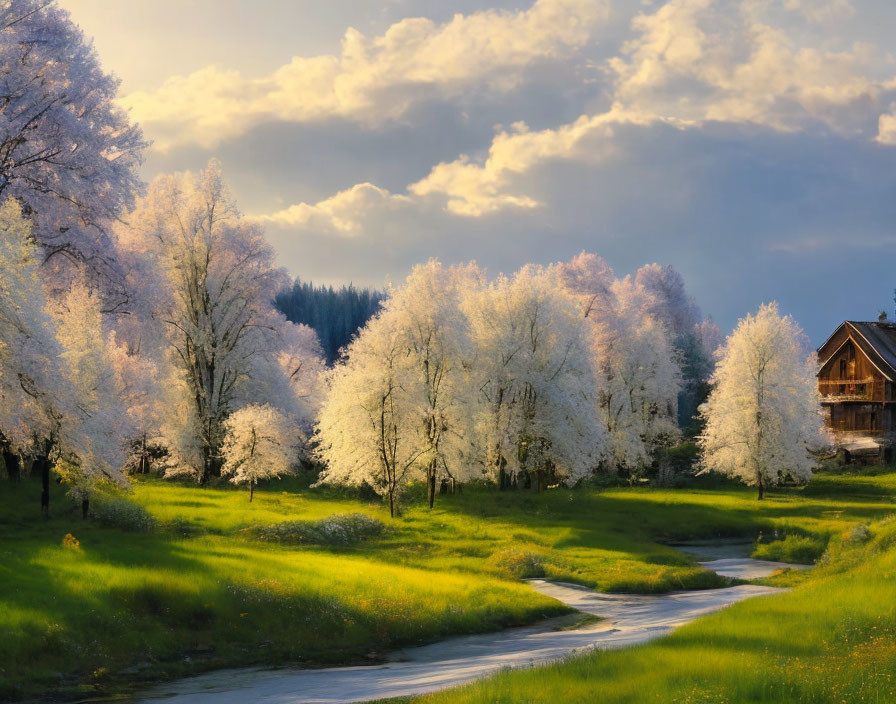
[844,523,871,545]
[61,533,80,550]
[487,548,546,579]
[752,534,825,563]
[89,496,155,532]
[252,513,385,546]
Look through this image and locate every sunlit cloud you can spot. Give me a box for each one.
[876,105,896,145]
[120,0,610,151]
[254,0,896,229]
[67,0,896,340]
[609,0,895,137]
[408,107,691,216]
[258,183,412,238]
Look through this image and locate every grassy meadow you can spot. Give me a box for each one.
[1,468,895,700]
[415,501,896,704]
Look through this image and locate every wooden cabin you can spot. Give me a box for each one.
[817,320,896,435]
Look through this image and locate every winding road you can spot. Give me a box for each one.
[140,554,806,703]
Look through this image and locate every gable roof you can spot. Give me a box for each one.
[818,321,896,381]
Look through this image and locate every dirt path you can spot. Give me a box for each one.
[140,557,794,703]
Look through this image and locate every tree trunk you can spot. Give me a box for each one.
[140,433,148,474]
[2,449,20,481]
[81,497,89,519]
[39,457,50,516]
[388,489,395,518]
[757,479,765,500]
[498,463,507,491]
[200,450,221,486]
[249,481,255,503]
[427,462,436,509]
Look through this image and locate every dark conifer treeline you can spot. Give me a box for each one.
[275,279,386,363]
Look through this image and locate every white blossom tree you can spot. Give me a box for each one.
[315,312,425,517]
[106,332,163,474]
[634,263,702,341]
[243,316,325,439]
[699,303,827,499]
[0,0,145,300]
[0,197,66,508]
[0,199,126,513]
[385,260,480,506]
[608,277,682,467]
[634,263,718,429]
[314,261,481,512]
[51,279,130,514]
[117,162,313,483]
[462,265,602,489]
[559,253,681,474]
[697,318,724,363]
[221,404,297,502]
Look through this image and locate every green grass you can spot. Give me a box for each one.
[414,513,896,704]
[2,467,895,701]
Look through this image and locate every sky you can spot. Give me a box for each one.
[58,0,896,343]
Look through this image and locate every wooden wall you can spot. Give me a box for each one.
[818,331,896,432]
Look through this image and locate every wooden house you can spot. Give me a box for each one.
[817,320,896,436]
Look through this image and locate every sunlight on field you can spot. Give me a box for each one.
[131,478,731,593]
[416,512,896,704]
[2,469,895,700]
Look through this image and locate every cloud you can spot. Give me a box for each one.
[253,0,896,224]
[877,104,896,145]
[120,0,609,150]
[254,106,693,223]
[783,0,855,23]
[261,123,896,343]
[107,0,896,343]
[609,0,894,136]
[258,183,411,237]
[408,108,691,215]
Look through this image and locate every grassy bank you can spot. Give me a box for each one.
[415,510,896,704]
[1,469,894,700]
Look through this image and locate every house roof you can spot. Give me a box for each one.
[818,321,896,381]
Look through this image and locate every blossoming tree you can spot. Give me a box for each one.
[699,302,827,498]
[220,404,298,501]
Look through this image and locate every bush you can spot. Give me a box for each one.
[252,513,385,546]
[61,533,80,549]
[752,534,825,563]
[844,523,871,545]
[487,548,546,579]
[89,496,155,532]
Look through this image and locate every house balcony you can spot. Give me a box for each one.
[818,377,876,403]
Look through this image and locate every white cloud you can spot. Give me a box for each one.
[258,183,412,237]
[610,0,892,136]
[120,0,609,150]
[876,104,896,145]
[238,0,896,242]
[409,107,689,215]
[257,106,693,226]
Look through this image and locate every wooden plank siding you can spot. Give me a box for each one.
[817,322,896,434]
